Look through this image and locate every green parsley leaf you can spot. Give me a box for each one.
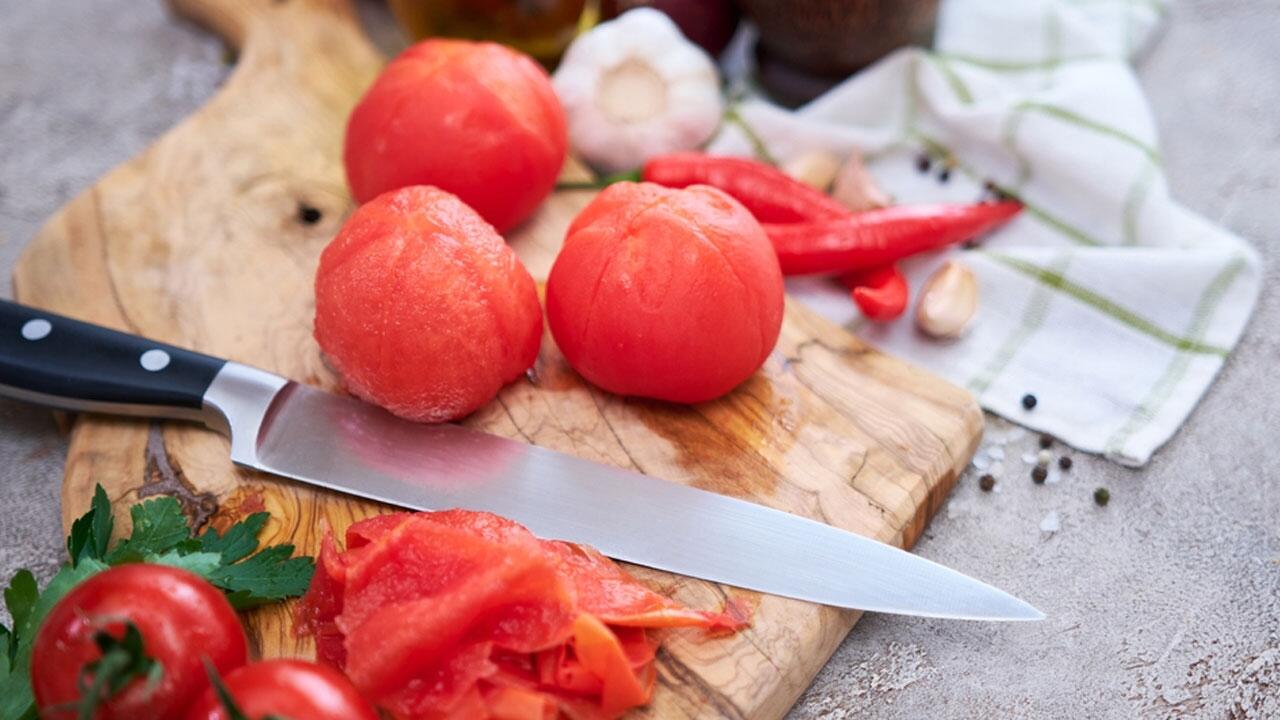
[0,559,107,720]
[89,486,114,563]
[143,550,223,579]
[0,627,12,676]
[67,510,91,564]
[2,489,318,720]
[17,559,108,647]
[65,495,89,566]
[206,545,314,610]
[197,512,269,564]
[0,685,36,720]
[3,571,37,639]
[105,496,191,564]
[66,484,114,566]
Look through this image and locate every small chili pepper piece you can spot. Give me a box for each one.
[642,153,851,223]
[840,265,909,322]
[763,201,1022,276]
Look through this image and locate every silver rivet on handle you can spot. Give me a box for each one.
[21,319,52,341]
[139,349,171,372]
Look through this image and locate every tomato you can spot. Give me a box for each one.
[314,185,543,422]
[184,660,379,720]
[546,182,784,403]
[31,564,248,720]
[344,39,567,233]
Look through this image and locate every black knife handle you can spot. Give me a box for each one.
[0,299,227,420]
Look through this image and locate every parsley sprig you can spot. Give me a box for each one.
[0,485,315,720]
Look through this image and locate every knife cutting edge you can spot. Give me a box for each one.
[0,299,1043,622]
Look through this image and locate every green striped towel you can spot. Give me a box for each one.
[710,0,1261,465]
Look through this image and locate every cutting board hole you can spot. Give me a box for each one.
[297,203,323,225]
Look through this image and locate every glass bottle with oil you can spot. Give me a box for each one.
[388,0,598,67]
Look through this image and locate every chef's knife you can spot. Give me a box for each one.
[0,299,1041,621]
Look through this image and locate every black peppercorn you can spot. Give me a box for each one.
[939,167,952,183]
[1058,456,1073,470]
[916,155,932,173]
[1022,394,1037,410]
[298,203,323,225]
[1039,434,1053,449]
[978,474,996,491]
[1031,466,1047,484]
[1094,487,1110,506]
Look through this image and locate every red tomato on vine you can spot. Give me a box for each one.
[184,660,378,720]
[31,564,248,720]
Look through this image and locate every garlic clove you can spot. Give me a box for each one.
[782,151,841,190]
[916,260,979,339]
[832,151,892,211]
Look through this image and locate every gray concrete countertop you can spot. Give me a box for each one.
[1,1,1276,718]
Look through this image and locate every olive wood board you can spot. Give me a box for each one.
[12,0,983,717]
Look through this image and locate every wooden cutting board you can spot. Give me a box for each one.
[13,0,982,717]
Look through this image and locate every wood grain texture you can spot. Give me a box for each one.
[12,1,982,717]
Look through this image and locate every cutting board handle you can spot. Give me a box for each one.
[0,300,227,423]
[168,0,359,49]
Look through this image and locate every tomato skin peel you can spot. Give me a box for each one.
[546,181,785,404]
[296,511,747,720]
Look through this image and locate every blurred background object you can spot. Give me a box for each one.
[737,0,940,107]
[386,0,938,108]
[387,0,596,66]
[600,0,741,57]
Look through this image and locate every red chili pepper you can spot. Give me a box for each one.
[840,265,909,321]
[765,201,1022,275]
[641,153,850,223]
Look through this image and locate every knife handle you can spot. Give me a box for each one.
[0,299,228,422]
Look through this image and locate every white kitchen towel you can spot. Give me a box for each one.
[710,0,1261,466]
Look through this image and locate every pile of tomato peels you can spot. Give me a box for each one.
[296,511,748,720]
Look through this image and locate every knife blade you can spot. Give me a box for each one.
[0,299,1042,621]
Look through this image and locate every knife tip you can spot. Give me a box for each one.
[994,597,1046,622]
[1010,607,1047,622]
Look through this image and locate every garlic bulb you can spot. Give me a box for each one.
[552,8,724,173]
